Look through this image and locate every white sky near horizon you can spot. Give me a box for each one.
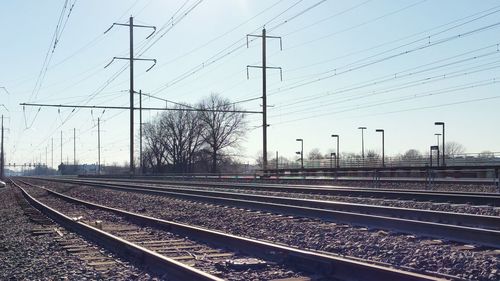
[1,0,500,169]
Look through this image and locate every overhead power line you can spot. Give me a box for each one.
[265,20,500,97]
[275,44,500,110]
[272,77,500,125]
[20,103,262,114]
[18,0,204,161]
[150,0,327,96]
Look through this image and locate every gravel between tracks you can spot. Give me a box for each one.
[254,179,498,193]
[136,183,500,217]
[151,178,498,193]
[0,184,159,281]
[33,180,500,281]
[22,184,310,281]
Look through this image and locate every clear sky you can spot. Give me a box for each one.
[1,0,499,168]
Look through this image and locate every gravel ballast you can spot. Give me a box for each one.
[32,180,500,281]
[135,182,500,217]
[0,184,161,281]
[21,184,312,281]
[112,177,499,193]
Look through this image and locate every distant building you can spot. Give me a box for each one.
[58,163,99,175]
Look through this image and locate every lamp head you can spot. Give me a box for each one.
[434,122,444,125]
[375,129,384,132]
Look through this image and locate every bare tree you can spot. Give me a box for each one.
[401,149,422,160]
[143,122,168,173]
[308,148,324,160]
[478,150,495,158]
[198,93,247,173]
[158,106,205,173]
[366,150,380,159]
[443,141,466,157]
[366,149,380,165]
[255,151,274,169]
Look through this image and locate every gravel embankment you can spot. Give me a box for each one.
[22,184,310,281]
[37,181,500,281]
[138,183,500,217]
[0,184,158,280]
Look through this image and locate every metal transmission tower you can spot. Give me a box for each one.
[247,28,282,172]
[104,16,156,176]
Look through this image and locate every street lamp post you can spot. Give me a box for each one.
[430,145,439,167]
[358,127,367,164]
[296,139,303,170]
[331,134,339,168]
[375,129,385,167]
[434,122,445,166]
[434,133,441,166]
[358,127,366,160]
[330,152,336,169]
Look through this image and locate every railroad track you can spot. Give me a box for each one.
[27,177,500,248]
[86,177,500,206]
[12,179,445,281]
[10,186,145,278]
[12,180,220,281]
[40,176,500,205]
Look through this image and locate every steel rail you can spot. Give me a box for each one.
[86,177,500,206]
[11,180,221,281]
[79,173,500,185]
[28,178,500,248]
[37,177,500,230]
[16,179,444,281]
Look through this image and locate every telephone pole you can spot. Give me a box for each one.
[247,28,282,173]
[98,117,101,175]
[104,16,156,176]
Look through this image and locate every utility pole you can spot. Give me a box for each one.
[1,115,4,180]
[275,151,278,170]
[73,128,76,167]
[98,117,101,175]
[51,137,54,169]
[247,28,282,173]
[60,130,63,165]
[104,16,156,177]
[139,89,143,175]
[128,17,134,177]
